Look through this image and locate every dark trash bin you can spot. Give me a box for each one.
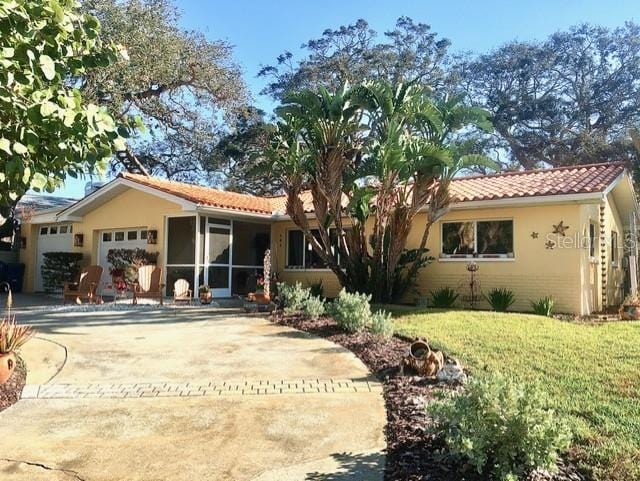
[6,263,25,293]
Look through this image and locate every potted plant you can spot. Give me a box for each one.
[620,294,640,320]
[199,285,212,305]
[255,276,265,294]
[0,305,34,384]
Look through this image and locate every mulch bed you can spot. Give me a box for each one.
[0,356,27,413]
[271,312,586,481]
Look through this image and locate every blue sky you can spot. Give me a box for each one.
[56,0,638,198]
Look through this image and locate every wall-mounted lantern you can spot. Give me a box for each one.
[74,233,84,247]
[147,229,158,245]
[20,236,26,249]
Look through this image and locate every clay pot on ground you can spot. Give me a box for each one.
[620,304,640,320]
[200,292,213,305]
[248,292,270,304]
[0,352,17,384]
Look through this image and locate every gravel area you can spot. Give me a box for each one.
[271,312,586,481]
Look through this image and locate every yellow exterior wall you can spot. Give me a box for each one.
[578,196,627,313]
[273,202,587,313]
[19,188,184,292]
[19,223,38,292]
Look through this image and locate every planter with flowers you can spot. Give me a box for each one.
[620,294,640,320]
[199,285,213,305]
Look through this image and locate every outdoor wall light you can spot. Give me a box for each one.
[147,229,158,245]
[74,233,84,247]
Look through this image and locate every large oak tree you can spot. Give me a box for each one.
[81,0,248,181]
[456,23,640,170]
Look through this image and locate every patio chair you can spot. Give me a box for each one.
[132,265,164,305]
[173,278,192,305]
[63,265,103,304]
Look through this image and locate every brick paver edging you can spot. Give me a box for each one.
[21,378,382,400]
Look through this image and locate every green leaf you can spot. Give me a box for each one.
[39,55,56,80]
[0,138,10,155]
[12,142,27,155]
[31,173,48,189]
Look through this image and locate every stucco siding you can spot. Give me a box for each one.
[19,188,185,293]
[273,203,585,313]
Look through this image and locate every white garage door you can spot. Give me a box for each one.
[35,224,73,291]
[98,228,148,289]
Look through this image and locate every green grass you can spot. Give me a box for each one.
[389,308,640,481]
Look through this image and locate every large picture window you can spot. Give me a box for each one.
[441,220,514,258]
[286,228,345,269]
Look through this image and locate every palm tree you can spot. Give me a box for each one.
[266,81,494,302]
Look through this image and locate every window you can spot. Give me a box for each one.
[115,231,125,241]
[140,230,148,240]
[39,227,48,235]
[59,226,68,234]
[441,220,514,258]
[127,231,137,241]
[102,232,112,242]
[49,226,58,235]
[286,228,345,269]
[589,222,597,258]
[611,231,618,265]
[287,230,304,268]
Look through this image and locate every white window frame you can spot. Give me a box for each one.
[38,224,73,237]
[440,218,515,261]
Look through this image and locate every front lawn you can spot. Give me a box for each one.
[391,309,640,481]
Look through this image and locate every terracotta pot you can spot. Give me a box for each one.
[0,352,17,384]
[620,305,640,320]
[200,292,212,305]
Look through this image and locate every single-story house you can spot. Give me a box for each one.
[18,162,639,315]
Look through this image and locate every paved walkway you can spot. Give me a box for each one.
[0,307,386,481]
[23,377,381,399]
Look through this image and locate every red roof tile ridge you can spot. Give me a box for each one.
[453,161,625,183]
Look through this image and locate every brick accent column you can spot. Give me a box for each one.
[600,203,607,309]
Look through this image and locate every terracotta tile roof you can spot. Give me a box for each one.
[119,173,274,214]
[270,162,626,213]
[449,162,625,203]
[121,162,626,216]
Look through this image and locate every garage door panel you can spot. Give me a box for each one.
[35,224,73,292]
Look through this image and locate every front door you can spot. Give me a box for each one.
[204,223,231,297]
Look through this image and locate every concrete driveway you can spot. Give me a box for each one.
[0,306,385,481]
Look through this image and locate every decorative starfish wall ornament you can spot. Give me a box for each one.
[545,240,556,250]
[531,232,539,239]
[552,221,570,236]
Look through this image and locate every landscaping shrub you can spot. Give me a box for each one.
[531,296,555,317]
[428,373,571,481]
[277,282,311,314]
[41,252,83,292]
[429,287,459,308]
[484,288,515,312]
[329,289,372,332]
[308,280,324,299]
[369,310,394,339]
[303,295,325,320]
